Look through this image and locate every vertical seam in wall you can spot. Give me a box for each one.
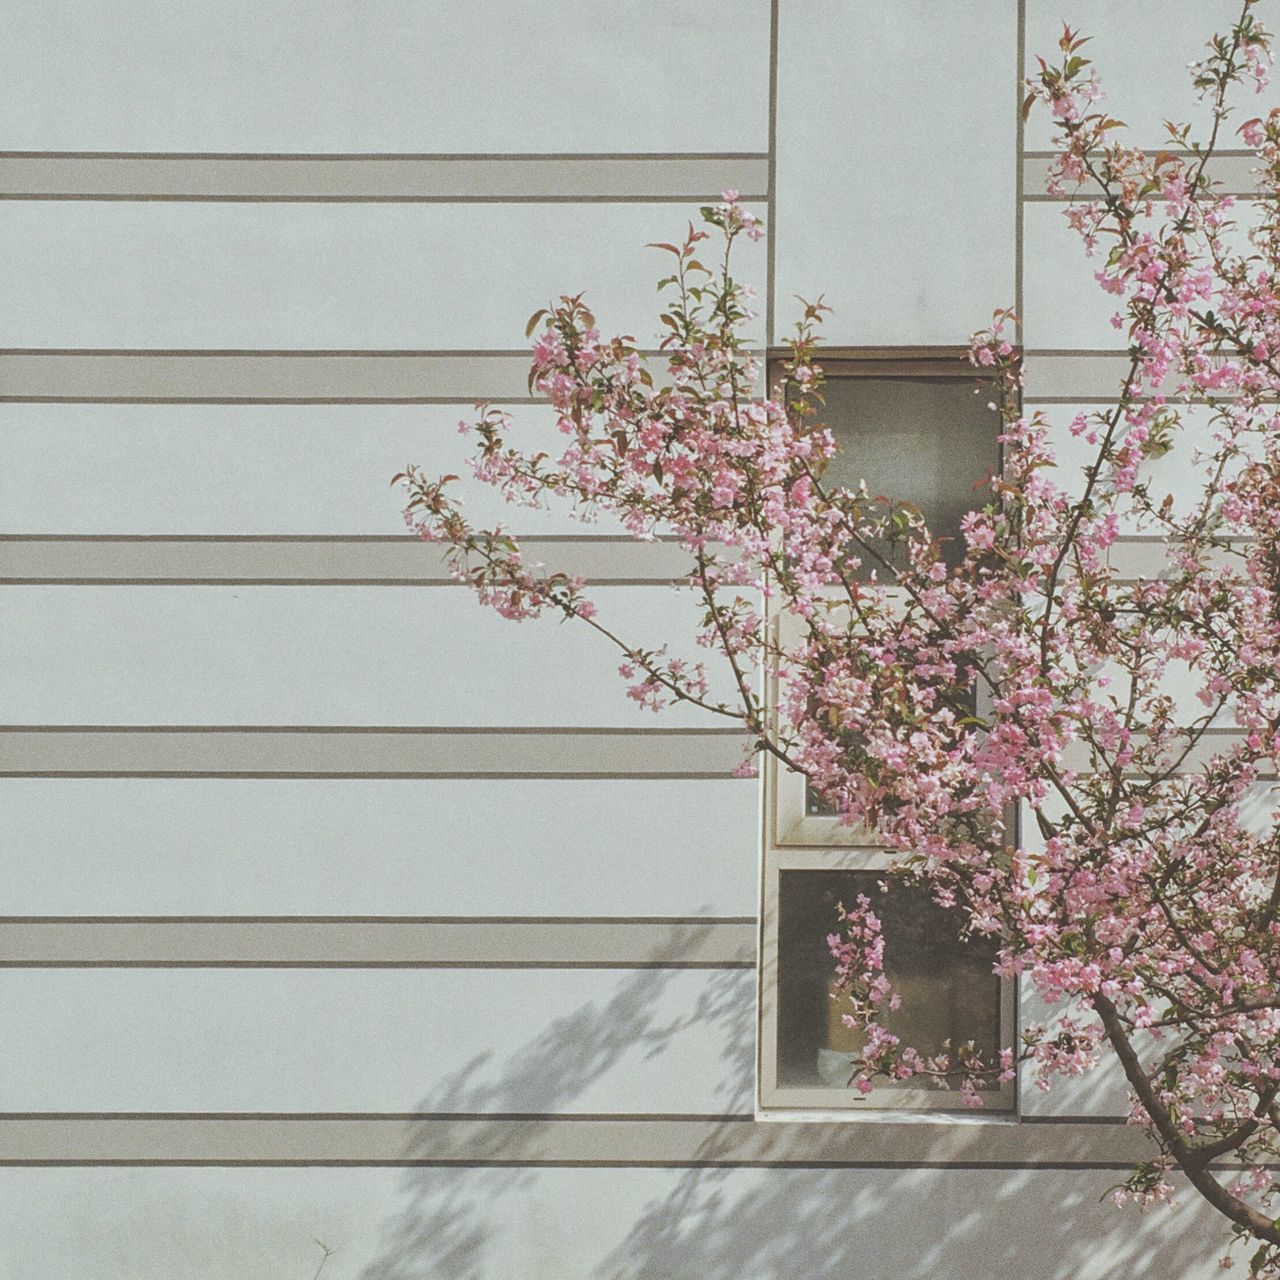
[758,0,781,1111]
[1015,0,1027,347]
[766,0,779,351]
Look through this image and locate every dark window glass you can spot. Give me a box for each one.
[805,782,838,817]
[776,870,1001,1092]
[816,375,1000,567]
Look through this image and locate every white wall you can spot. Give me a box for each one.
[0,968,754,1114]
[0,586,736,726]
[1024,0,1261,151]
[1,1,770,152]
[0,777,758,915]
[773,1,1016,346]
[0,1167,1231,1280]
[0,405,631,536]
[0,202,766,350]
[0,0,1251,1275]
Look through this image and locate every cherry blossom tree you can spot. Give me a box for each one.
[398,3,1280,1268]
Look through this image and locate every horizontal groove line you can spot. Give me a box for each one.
[1022,148,1255,158]
[3,346,1133,357]
[0,531,1179,588]
[0,347,655,356]
[0,917,756,967]
[1024,192,1260,202]
[0,1117,1185,1168]
[0,725,741,735]
[0,1112,755,1121]
[0,772,736,780]
[0,961,754,970]
[0,151,772,161]
[0,726,752,785]
[0,195,767,205]
[0,532,1175,545]
[1020,1115,1128,1126]
[0,531,696,586]
[0,534,670,543]
[0,579,675,587]
[1023,348,1133,357]
[0,345,819,358]
[1117,533,1216,544]
[0,1160,1159,1170]
[0,915,756,924]
[0,398,548,405]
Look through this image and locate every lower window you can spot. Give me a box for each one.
[758,773,1017,1115]
[773,870,1006,1099]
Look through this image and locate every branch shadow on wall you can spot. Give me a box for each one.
[358,918,1225,1280]
[360,921,754,1280]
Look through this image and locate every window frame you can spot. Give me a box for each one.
[755,347,1018,1119]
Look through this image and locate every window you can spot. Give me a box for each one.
[757,349,1015,1116]
[798,348,1003,570]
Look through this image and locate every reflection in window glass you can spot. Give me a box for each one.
[805,781,837,817]
[817,375,1000,566]
[776,870,1001,1092]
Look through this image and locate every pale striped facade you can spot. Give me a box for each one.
[0,2,1254,1276]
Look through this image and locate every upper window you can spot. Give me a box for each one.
[757,349,1014,1117]
[801,348,1002,569]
